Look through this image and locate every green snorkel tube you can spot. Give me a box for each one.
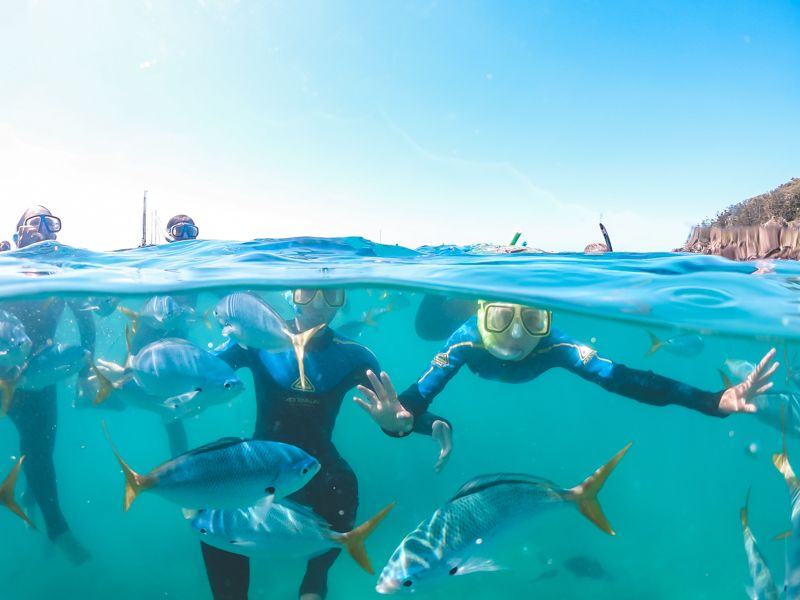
[509,232,522,246]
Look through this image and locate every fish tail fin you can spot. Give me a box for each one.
[117,306,139,337]
[718,368,734,388]
[102,421,150,511]
[772,404,800,490]
[203,308,214,330]
[566,442,633,536]
[287,324,326,391]
[332,501,395,574]
[774,530,792,541]
[91,363,116,406]
[0,378,17,417]
[645,332,662,357]
[740,487,751,531]
[0,456,34,528]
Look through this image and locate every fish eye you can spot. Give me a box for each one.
[402,580,413,588]
[200,528,207,534]
[195,387,203,392]
[265,486,275,494]
[302,467,308,474]
[224,382,232,389]
[449,567,458,575]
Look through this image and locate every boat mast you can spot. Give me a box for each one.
[140,190,148,247]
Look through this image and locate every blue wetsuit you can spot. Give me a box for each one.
[201,325,380,600]
[398,316,725,433]
[2,297,95,541]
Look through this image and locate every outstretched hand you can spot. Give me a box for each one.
[719,348,779,414]
[354,370,414,434]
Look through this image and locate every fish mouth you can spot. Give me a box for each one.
[375,581,397,595]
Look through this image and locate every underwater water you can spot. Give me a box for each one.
[1,237,800,599]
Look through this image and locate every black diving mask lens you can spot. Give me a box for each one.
[293,289,345,307]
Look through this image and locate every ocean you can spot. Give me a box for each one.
[0,237,797,599]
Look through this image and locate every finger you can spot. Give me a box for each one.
[380,371,398,400]
[352,396,374,414]
[741,402,758,414]
[396,409,412,420]
[754,348,778,375]
[756,361,780,383]
[754,382,774,395]
[356,384,379,405]
[365,370,385,397]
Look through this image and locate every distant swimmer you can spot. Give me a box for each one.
[1,206,96,565]
[357,300,778,466]
[0,241,10,252]
[165,213,199,242]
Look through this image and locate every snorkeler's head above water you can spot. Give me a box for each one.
[293,288,345,331]
[165,214,199,243]
[14,205,60,248]
[477,301,552,361]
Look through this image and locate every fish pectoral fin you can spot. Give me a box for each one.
[448,558,506,576]
[773,529,792,541]
[254,494,275,516]
[165,390,201,408]
[182,508,198,520]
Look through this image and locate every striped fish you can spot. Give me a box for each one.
[773,412,800,599]
[740,489,779,600]
[106,432,320,511]
[188,499,394,574]
[376,443,632,594]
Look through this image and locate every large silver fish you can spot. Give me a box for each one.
[106,432,320,511]
[188,499,394,574]
[0,310,32,368]
[95,335,243,409]
[376,443,632,594]
[212,292,324,390]
[0,456,33,528]
[1,344,91,415]
[646,332,704,357]
[740,489,779,600]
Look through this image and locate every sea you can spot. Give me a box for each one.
[1,237,798,599]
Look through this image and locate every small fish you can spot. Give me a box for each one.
[105,430,320,511]
[724,359,757,382]
[0,344,91,415]
[118,295,195,335]
[740,488,779,600]
[188,499,394,574]
[561,555,611,581]
[772,408,800,599]
[749,391,800,439]
[0,456,34,527]
[375,442,632,594]
[0,311,32,369]
[94,334,244,410]
[76,296,120,317]
[646,332,704,357]
[212,292,324,391]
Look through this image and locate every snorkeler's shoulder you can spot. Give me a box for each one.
[330,330,380,368]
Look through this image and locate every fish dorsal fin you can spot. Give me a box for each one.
[450,473,552,502]
[186,437,246,457]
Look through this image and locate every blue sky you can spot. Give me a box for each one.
[0,0,797,251]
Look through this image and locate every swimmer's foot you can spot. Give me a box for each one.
[53,531,92,566]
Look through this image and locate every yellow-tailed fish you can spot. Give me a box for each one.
[0,456,34,528]
[740,488,779,600]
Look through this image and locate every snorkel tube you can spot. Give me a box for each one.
[599,222,613,252]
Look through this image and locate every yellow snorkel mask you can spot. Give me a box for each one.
[477,301,552,360]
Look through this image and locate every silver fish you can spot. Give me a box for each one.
[106,432,320,511]
[189,499,394,574]
[1,344,91,415]
[95,336,243,409]
[646,332,704,357]
[119,295,195,334]
[212,292,324,391]
[0,310,31,369]
[76,296,121,317]
[376,443,632,594]
[740,489,779,600]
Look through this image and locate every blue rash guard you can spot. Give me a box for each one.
[201,325,380,600]
[398,316,725,434]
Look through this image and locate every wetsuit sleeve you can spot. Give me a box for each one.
[545,336,724,417]
[389,323,476,436]
[212,339,251,371]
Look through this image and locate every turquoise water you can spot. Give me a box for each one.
[1,238,799,599]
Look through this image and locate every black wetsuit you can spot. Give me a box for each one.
[201,326,379,600]
[2,297,95,540]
